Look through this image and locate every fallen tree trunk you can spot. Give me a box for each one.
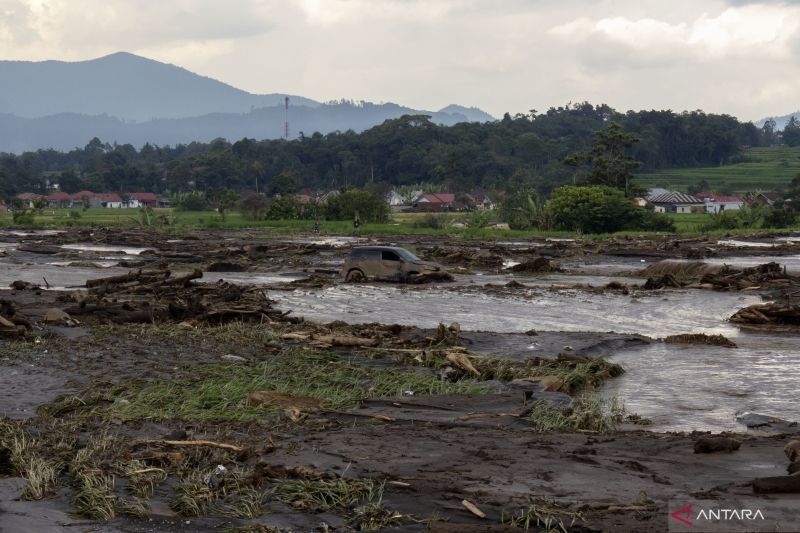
[752,475,800,494]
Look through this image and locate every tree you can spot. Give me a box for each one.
[325,189,390,222]
[546,185,673,234]
[211,188,240,221]
[499,189,549,230]
[564,122,643,196]
[782,116,800,147]
[240,193,270,220]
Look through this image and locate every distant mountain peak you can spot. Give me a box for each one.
[438,104,495,122]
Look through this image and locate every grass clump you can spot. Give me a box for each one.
[527,393,625,433]
[471,356,624,393]
[110,350,485,422]
[502,499,584,533]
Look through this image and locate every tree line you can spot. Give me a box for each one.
[0,103,771,198]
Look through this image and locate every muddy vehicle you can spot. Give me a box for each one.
[341,245,446,283]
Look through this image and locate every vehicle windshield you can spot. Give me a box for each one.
[394,248,420,262]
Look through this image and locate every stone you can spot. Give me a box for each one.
[694,436,741,454]
[785,441,800,462]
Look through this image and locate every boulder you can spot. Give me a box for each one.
[44,308,78,326]
[785,440,800,462]
[694,436,741,454]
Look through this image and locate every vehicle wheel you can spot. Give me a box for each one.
[406,272,421,284]
[346,269,365,282]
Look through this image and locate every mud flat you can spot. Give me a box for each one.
[1,228,799,531]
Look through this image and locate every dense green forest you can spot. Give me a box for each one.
[0,103,768,197]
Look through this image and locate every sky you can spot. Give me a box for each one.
[1,0,799,120]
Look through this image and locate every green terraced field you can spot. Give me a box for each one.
[636,146,800,193]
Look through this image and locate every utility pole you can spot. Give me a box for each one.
[284,96,290,140]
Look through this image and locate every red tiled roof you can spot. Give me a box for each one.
[16,192,43,200]
[130,192,158,201]
[711,195,743,203]
[96,193,122,202]
[420,193,456,204]
[70,191,96,200]
[46,192,71,201]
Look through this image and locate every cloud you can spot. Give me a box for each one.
[551,4,800,62]
[2,0,800,122]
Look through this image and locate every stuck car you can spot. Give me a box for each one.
[340,246,451,283]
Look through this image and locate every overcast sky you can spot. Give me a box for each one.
[2,0,799,120]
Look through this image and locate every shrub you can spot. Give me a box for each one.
[325,190,389,223]
[546,185,650,234]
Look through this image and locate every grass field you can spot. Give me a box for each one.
[636,146,800,193]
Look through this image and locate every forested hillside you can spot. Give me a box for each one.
[0,103,766,197]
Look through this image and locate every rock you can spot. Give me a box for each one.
[206,262,247,272]
[508,257,559,274]
[785,441,800,462]
[44,308,75,326]
[788,461,800,476]
[221,354,247,363]
[694,436,741,454]
[736,413,799,433]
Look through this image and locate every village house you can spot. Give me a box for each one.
[45,191,72,208]
[464,193,495,211]
[386,190,405,207]
[128,192,160,208]
[415,193,457,212]
[694,192,743,214]
[15,192,43,208]
[647,191,705,214]
[744,191,782,207]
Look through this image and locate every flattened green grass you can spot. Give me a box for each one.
[111,350,485,421]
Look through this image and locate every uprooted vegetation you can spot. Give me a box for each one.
[639,260,797,291]
[664,333,738,348]
[57,269,299,325]
[525,393,650,433]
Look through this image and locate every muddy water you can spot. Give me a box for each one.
[272,284,757,336]
[272,285,800,431]
[606,333,800,432]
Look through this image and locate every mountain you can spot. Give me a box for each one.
[438,104,496,123]
[0,52,496,152]
[0,103,492,153]
[0,52,319,121]
[755,112,799,131]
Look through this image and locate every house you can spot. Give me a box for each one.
[96,193,123,208]
[464,193,495,211]
[0,203,8,213]
[647,192,705,214]
[317,190,340,205]
[744,192,782,207]
[15,193,43,208]
[633,197,648,207]
[416,193,457,212]
[45,191,72,208]
[128,192,159,208]
[295,194,315,204]
[386,191,406,207]
[694,192,743,214]
[70,191,99,208]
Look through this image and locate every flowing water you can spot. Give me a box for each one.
[271,284,800,431]
[1,244,797,432]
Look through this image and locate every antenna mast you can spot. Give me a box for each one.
[284,96,290,139]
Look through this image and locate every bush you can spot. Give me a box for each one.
[240,193,270,221]
[762,206,797,229]
[325,190,389,223]
[11,209,35,225]
[174,192,210,211]
[413,214,447,229]
[700,206,763,232]
[547,185,648,234]
[500,190,548,230]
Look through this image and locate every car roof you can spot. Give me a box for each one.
[351,246,404,252]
